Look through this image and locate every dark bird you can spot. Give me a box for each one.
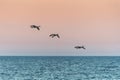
[74,46,86,50]
[30,25,40,30]
[49,34,60,38]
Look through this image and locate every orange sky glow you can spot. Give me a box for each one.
[0,0,120,55]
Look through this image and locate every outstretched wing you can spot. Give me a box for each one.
[57,34,60,38]
[74,46,79,49]
[49,34,53,37]
[81,46,86,50]
[74,46,77,48]
[31,25,37,28]
[82,47,86,50]
[36,27,40,30]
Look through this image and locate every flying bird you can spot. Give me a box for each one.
[49,34,60,38]
[74,46,86,50]
[30,25,40,30]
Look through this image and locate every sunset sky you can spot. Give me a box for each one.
[0,0,120,56]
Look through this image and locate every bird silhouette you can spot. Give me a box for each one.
[49,34,60,38]
[74,46,86,50]
[30,25,40,30]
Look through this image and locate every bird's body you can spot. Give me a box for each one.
[49,34,60,38]
[30,25,40,30]
[74,46,86,50]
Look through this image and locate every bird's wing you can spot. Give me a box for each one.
[49,34,53,37]
[83,47,86,49]
[36,27,40,30]
[52,36,54,38]
[57,35,60,38]
[81,46,86,49]
[74,46,78,48]
[31,25,36,28]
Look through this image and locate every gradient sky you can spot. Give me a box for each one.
[0,0,120,56]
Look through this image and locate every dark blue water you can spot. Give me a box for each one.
[0,56,120,80]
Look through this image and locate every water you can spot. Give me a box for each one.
[0,56,120,80]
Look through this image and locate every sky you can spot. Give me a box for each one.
[0,0,120,56]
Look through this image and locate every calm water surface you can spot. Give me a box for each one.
[0,56,120,80]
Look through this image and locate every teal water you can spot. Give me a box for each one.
[0,56,120,80]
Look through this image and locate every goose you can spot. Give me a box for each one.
[49,34,60,38]
[30,25,40,30]
[74,46,86,50]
